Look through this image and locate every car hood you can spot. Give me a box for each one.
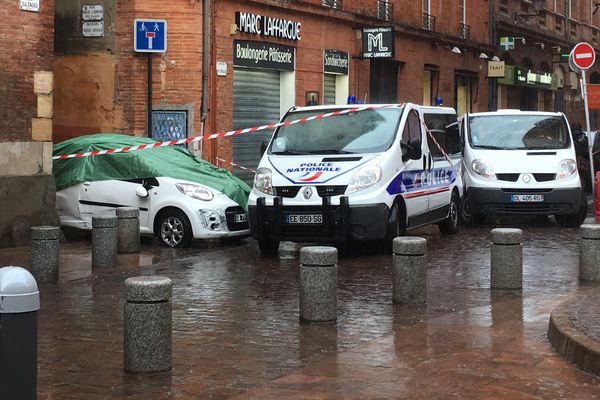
[53,134,251,208]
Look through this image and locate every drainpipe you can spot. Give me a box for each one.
[488,0,498,111]
[200,0,209,158]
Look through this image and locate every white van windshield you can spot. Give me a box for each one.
[269,107,403,155]
[467,115,570,150]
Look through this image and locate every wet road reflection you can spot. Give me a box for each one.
[27,217,600,399]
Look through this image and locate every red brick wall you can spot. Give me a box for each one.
[114,0,203,136]
[0,1,55,142]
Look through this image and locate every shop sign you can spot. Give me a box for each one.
[487,61,505,78]
[82,21,104,37]
[515,68,553,88]
[362,26,394,58]
[234,40,295,71]
[324,50,349,75]
[235,11,301,41]
[19,0,39,12]
[82,5,103,21]
[499,36,515,51]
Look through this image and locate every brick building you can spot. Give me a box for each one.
[0,0,59,246]
[53,0,493,183]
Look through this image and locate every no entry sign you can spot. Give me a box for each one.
[571,42,596,70]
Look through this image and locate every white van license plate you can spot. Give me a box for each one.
[286,214,323,224]
[510,194,544,202]
[235,213,247,223]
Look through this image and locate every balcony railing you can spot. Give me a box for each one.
[377,0,393,21]
[459,23,470,40]
[423,12,436,31]
[322,0,341,8]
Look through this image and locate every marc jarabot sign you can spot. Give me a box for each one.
[234,40,295,71]
[324,50,349,75]
[362,26,394,58]
[235,11,301,41]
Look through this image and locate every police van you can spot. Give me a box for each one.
[247,103,462,254]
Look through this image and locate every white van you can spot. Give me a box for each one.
[460,110,587,227]
[247,103,463,254]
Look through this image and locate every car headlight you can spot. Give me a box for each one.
[176,183,214,201]
[254,167,273,195]
[556,159,577,180]
[346,166,382,194]
[471,159,496,180]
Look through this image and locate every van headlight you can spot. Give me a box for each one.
[346,166,382,194]
[176,183,214,201]
[254,167,273,195]
[556,159,577,180]
[471,159,496,180]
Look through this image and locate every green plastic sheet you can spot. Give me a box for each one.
[53,134,251,208]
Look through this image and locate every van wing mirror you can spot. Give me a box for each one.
[401,137,422,161]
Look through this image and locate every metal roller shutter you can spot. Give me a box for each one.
[323,74,336,105]
[233,68,281,184]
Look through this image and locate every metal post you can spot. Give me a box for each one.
[147,53,153,137]
[582,69,596,202]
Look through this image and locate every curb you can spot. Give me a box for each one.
[547,294,600,376]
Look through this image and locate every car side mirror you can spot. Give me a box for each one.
[401,137,422,161]
[135,186,149,198]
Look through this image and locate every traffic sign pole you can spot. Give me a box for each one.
[148,54,153,138]
[581,69,596,201]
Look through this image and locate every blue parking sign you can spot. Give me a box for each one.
[134,19,167,53]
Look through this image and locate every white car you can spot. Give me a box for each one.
[53,134,250,247]
[56,177,249,247]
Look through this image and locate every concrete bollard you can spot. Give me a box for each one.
[392,237,427,304]
[299,246,337,322]
[117,207,140,254]
[0,266,40,400]
[579,224,600,281]
[92,216,118,268]
[124,276,172,373]
[30,226,60,283]
[490,228,523,289]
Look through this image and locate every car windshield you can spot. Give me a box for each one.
[269,107,403,155]
[467,114,570,150]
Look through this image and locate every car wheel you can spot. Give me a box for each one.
[439,192,460,235]
[555,193,588,228]
[258,236,280,255]
[158,209,193,248]
[460,195,485,227]
[383,201,406,253]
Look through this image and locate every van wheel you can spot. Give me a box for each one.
[439,193,460,235]
[460,195,485,227]
[555,193,588,228]
[383,201,406,253]
[258,236,280,255]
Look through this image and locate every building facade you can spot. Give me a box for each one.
[0,0,59,247]
[53,0,492,183]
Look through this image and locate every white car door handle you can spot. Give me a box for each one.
[83,182,91,187]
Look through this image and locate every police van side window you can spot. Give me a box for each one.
[402,110,421,143]
[424,113,460,159]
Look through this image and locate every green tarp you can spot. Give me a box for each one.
[53,134,251,208]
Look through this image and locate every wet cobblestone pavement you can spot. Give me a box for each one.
[3,217,600,399]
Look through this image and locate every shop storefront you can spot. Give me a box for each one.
[323,49,349,105]
[496,65,557,111]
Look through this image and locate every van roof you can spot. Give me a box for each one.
[466,109,564,117]
[289,103,456,113]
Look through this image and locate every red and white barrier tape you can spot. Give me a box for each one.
[52,104,395,160]
[419,118,458,171]
[216,157,256,173]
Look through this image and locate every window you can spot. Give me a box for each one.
[322,0,340,8]
[459,0,465,24]
[377,0,393,21]
[424,114,461,158]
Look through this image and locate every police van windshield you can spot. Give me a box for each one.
[467,114,570,150]
[269,107,403,155]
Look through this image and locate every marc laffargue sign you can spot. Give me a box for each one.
[235,11,301,41]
